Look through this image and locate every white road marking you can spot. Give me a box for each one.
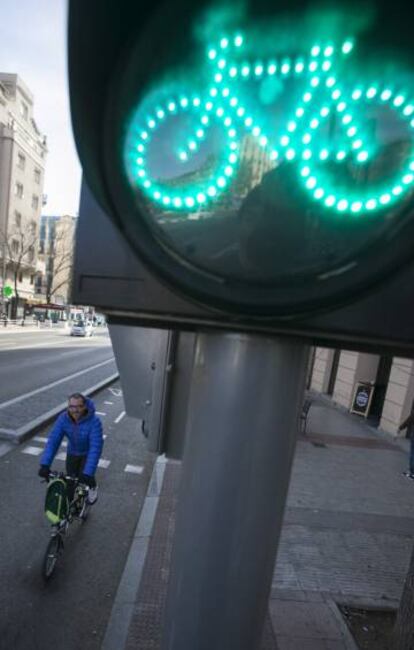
[98,459,111,469]
[55,452,67,461]
[104,401,113,405]
[124,464,144,474]
[22,446,43,456]
[108,388,122,397]
[33,436,48,443]
[0,358,115,410]
[96,411,106,416]
[114,411,126,424]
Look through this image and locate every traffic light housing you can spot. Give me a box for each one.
[69,0,414,354]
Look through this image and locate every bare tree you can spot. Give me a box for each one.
[44,223,74,304]
[0,224,38,319]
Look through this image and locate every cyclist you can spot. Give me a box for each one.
[38,393,103,503]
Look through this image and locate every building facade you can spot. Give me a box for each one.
[36,214,77,305]
[309,347,414,437]
[0,73,47,317]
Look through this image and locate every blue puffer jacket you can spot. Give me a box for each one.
[41,398,103,476]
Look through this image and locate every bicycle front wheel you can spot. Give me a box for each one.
[42,535,61,580]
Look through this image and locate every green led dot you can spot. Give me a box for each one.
[234,35,243,47]
[201,116,209,125]
[281,61,291,74]
[154,191,161,200]
[220,38,229,49]
[410,161,414,171]
[214,73,223,83]
[404,105,414,116]
[163,197,171,206]
[230,142,238,150]
[337,102,346,112]
[208,49,217,60]
[197,193,206,203]
[156,109,165,119]
[352,139,363,149]
[230,97,238,107]
[394,95,405,107]
[296,107,305,117]
[141,131,148,140]
[411,119,414,128]
[224,166,233,176]
[324,45,334,57]
[303,92,312,103]
[320,107,330,117]
[173,197,182,208]
[309,61,318,72]
[347,126,357,137]
[229,128,236,138]
[180,98,189,108]
[303,149,312,160]
[351,201,362,213]
[270,150,279,160]
[286,148,296,160]
[229,67,237,77]
[311,77,320,88]
[287,121,297,132]
[337,199,348,211]
[268,62,277,75]
[342,40,354,54]
[366,87,377,99]
[380,194,391,205]
[260,135,268,146]
[185,197,195,208]
[229,153,238,163]
[295,61,305,73]
[352,89,362,100]
[322,61,332,71]
[366,199,377,210]
[301,166,311,177]
[357,151,368,162]
[207,186,217,196]
[245,117,253,127]
[252,126,261,136]
[138,169,146,177]
[148,119,156,128]
[179,151,188,161]
[320,149,329,160]
[136,157,144,165]
[381,89,392,101]
[280,135,290,146]
[326,77,336,88]
[210,88,218,97]
[254,64,264,76]
[342,114,352,125]
[224,117,232,127]
[241,65,250,77]
[218,58,226,69]
[217,177,226,188]
[167,102,176,112]
[336,151,346,161]
[332,90,341,100]
[403,174,414,184]
[314,188,324,199]
[143,180,151,189]
[325,195,336,207]
[310,118,319,129]
[392,186,403,195]
[306,176,317,189]
[193,97,201,106]
[237,107,245,117]
[311,45,321,57]
[216,107,224,117]
[137,144,145,152]
[189,141,197,151]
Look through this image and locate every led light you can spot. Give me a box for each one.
[320,107,330,117]
[230,142,238,150]
[327,77,336,88]
[224,117,232,126]
[392,185,403,195]
[210,88,218,97]
[314,188,324,199]
[193,97,201,106]
[352,89,362,100]
[224,166,233,176]
[280,135,290,146]
[189,141,197,150]
[268,62,277,75]
[148,119,156,128]
[156,109,165,119]
[410,162,414,171]
[286,148,296,160]
[138,169,146,178]
[303,92,312,102]
[205,103,213,112]
[295,61,305,73]
[141,131,148,140]
[215,73,223,83]
[229,67,237,77]
[324,45,334,57]
[201,115,209,125]
[301,166,311,177]
[322,61,332,71]
[296,107,305,117]
[287,121,297,132]
[337,199,348,211]
[342,40,354,54]
[154,191,161,200]
[244,117,253,126]
[342,114,352,125]
[352,139,363,149]
[162,196,171,206]
[311,45,321,57]
[336,151,346,161]
[366,87,377,99]
[197,192,206,203]
[366,199,377,210]
[302,133,311,144]
[351,202,362,212]
[347,126,357,137]
[252,126,261,137]
[218,58,226,69]
[303,149,312,160]
[241,65,250,76]
[259,135,268,146]
[228,128,237,138]
[332,89,341,100]
[281,61,291,74]
[337,102,346,112]
[234,35,243,47]
[381,89,392,101]
[220,38,229,49]
[185,197,195,208]
[357,151,368,162]
[394,95,405,107]
[217,177,226,188]
[136,157,144,165]
[306,176,317,189]
[208,49,217,60]
[254,64,264,76]
[404,105,414,116]
[216,107,224,117]
[411,119,414,128]
[380,194,391,205]
[207,186,217,197]
[270,150,279,160]
[310,118,319,129]
[237,107,245,117]
[137,144,145,152]
[229,153,238,163]
[173,197,182,208]
[179,151,188,161]
[325,195,336,207]
[403,174,414,184]
[309,61,318,72]
[311,77,320,87]
[320,149,329,160]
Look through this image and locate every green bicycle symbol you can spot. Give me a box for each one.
[125,33,414,217]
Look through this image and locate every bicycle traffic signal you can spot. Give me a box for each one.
[69,0,414,354]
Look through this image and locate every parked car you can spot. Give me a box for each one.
[70,320,95,337]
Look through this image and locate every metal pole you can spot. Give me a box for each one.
[161,332,309,650]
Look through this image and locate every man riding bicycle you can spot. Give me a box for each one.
[38,393,103,504]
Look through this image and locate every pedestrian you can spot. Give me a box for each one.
[38,393,103,503]
[398,404,414,479]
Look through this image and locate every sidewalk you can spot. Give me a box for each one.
[109,396,414,650]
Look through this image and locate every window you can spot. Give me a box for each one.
[20,102,28,120]
[32,195,39,210]
[12,239,19,255]
[27,247,35,263]
[30,275,35,285]
[17,152,25,170]
[34,168,41,184]
[15,182,24,198]
[18,272,23,283]
[14,212,22,228]
[30,220,37,235]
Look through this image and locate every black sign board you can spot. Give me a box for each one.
[350,382,375,417]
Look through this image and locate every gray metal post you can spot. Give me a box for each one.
[161,332,309,650]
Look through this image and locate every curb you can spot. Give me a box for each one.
[0,372,119,444]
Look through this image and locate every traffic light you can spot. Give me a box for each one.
[69,0,414,354]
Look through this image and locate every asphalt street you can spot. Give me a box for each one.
[0,379,156,650]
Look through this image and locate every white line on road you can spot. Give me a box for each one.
[55,452,67,461]
[114,411,126,424]
[33,436,48,443]
[96,412,106,416]
[22,446,43,456]
[0,358,115,410]
[104,401,113,405]
[98,459,111,468]
[108,388,122,397]
[124,464,144,474]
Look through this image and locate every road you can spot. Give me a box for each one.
[0,328,118,439]
[0,379,155,650]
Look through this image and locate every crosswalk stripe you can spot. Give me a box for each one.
[98,459,111,468]
[124,464,144,474]
[22,446,43,456]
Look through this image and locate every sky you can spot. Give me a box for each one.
[0,0,81,216]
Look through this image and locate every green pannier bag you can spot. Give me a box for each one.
[45,478,69,524]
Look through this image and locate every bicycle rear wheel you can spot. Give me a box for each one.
[42,535,61,580]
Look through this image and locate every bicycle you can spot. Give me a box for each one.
[41,470,91,580]
[125,33,414,217]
